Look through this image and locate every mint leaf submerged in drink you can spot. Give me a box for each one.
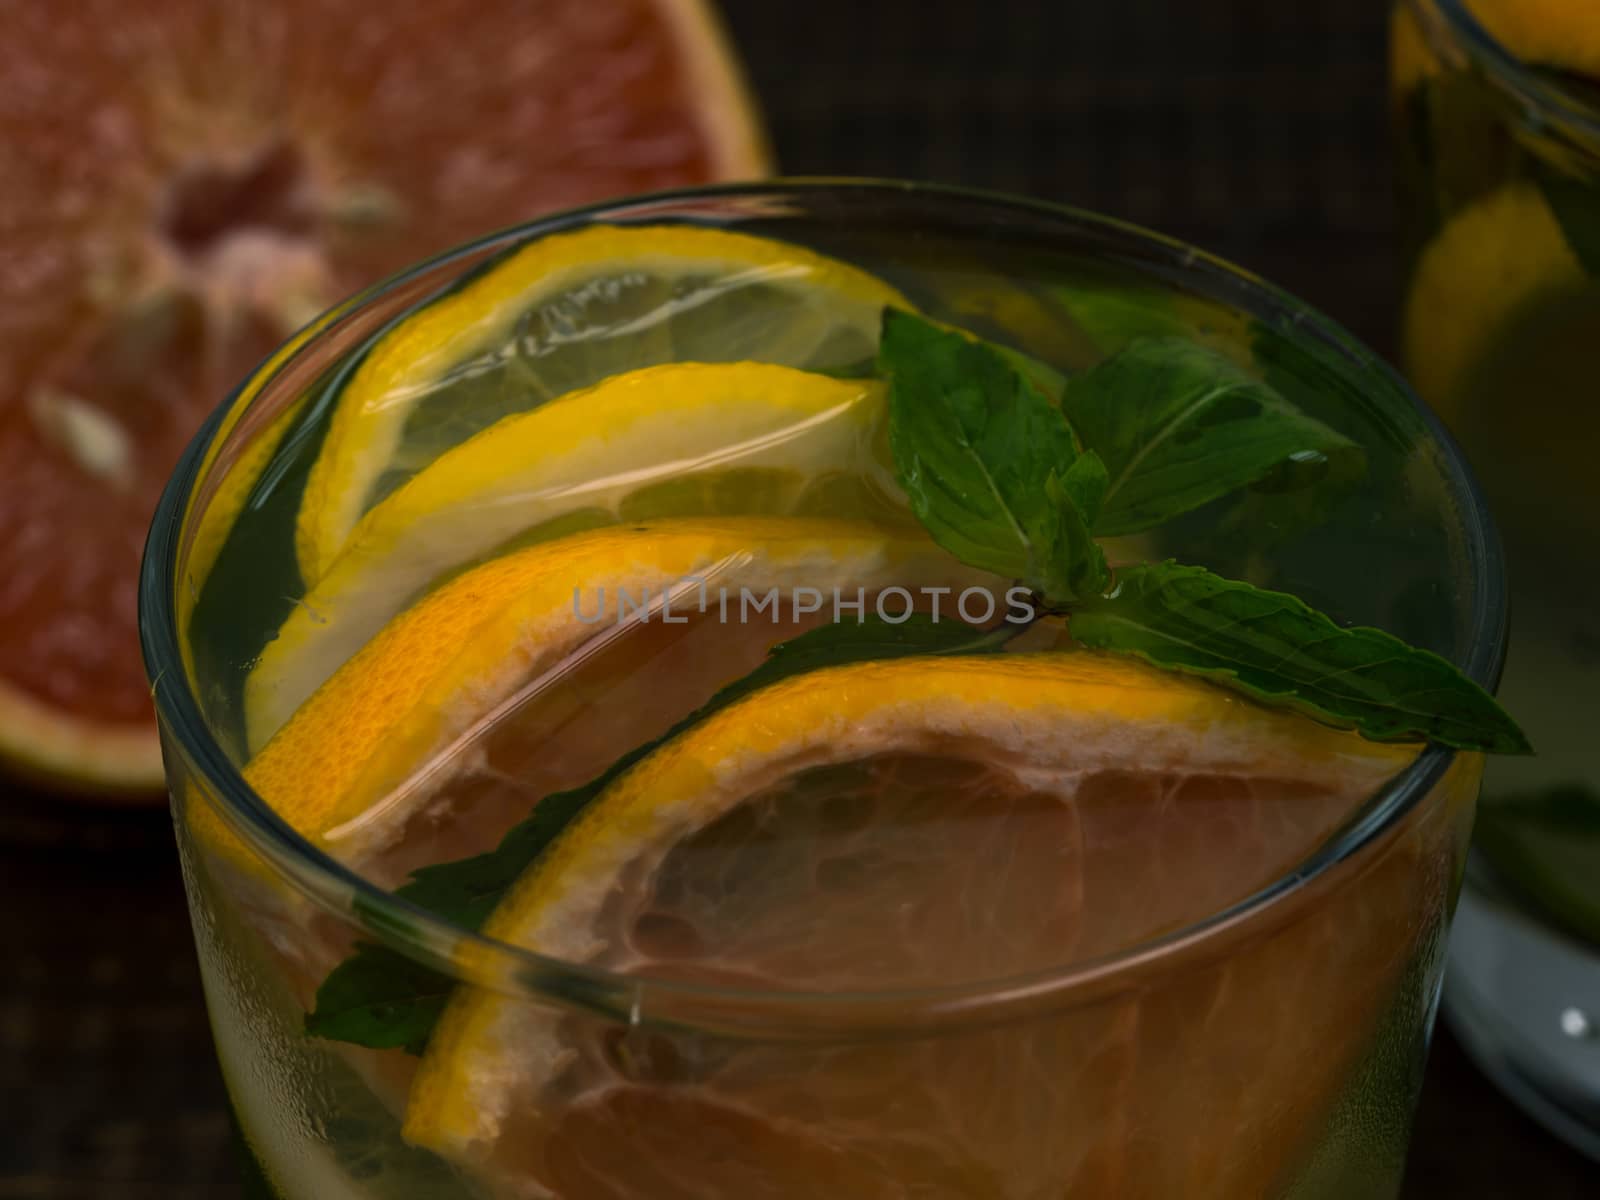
[1058,336,1359,537]
[307,615,1022,1052]
[305,942,454,1055]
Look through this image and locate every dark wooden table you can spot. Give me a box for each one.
[3,0,1598,1195]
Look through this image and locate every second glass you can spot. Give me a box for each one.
[1393,0,1600,1157]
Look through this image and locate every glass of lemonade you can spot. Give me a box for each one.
[1393,0,1600,1155]
[141,182,1506,1199]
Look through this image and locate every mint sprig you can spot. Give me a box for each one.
[307,614,1022,1052]
[878,309,1524,754]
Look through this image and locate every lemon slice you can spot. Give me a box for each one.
[1395,0,1600,87]
[1467,0,1600,79]
[1403,181,1586,411]
[244,363,902,751]
[240,518,995,873]
[404,653,1416,1172]
[296,225,911,582]
[1391,0,1445,97]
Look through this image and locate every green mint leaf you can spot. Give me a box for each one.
[306,613,1022,1053]
[393,792,592,933]
[815,339,1067,398]
[1178,323,1372,559]
[1070,562,1530,754]
[990,342,1069,400]
[879,308,1103,602]
[1050,277,1195,355]
[1476,785,1600,948]
[304,942,454,1055]
[1055,447,1108,523]
[1059,338,1360,537]
[1044,461,1109,600]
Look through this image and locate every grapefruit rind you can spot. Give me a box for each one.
[239,518,997,871]
[657,0,774,179]
[0,681,166,798]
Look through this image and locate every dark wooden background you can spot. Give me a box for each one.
[3,0,1598,1195]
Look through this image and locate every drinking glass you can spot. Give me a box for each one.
[142,181,1503,1198]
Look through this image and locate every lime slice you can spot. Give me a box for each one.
[296,225,910,582]
[244,364,905,751]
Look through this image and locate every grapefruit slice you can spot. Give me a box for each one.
[238,518,998,879]
[2,0,768,797]
[402,654,1434,1196]
[244,363,905,752]
[294,226,909,583]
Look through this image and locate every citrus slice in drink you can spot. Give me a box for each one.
[296,227,912,582]
[238,518,995,881]
[1402,182,1587,411]
[243,363,904,751]
[403,653,1426,1195]
[2,0,768,796]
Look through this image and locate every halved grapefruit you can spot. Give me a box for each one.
[0,0,769,797]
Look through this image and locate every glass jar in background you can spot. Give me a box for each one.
[1392,0,1600,1159]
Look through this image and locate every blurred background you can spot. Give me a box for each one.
[1,0,1596,1196]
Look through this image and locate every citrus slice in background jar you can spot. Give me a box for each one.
[0,0,766,797]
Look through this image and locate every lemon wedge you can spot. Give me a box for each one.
[296,225,910,582]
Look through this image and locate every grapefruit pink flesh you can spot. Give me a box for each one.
[0,0,768,793]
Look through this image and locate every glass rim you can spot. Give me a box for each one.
[140,177,1507,1035]
[1414,0,1600,147]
